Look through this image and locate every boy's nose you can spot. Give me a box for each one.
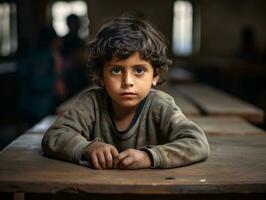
[122,73,134,88]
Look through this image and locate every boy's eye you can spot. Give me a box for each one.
[135,67,145,75]
[111,67,121,74]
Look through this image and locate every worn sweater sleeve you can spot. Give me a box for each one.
[143,92,210,168]
[41,93,96,165]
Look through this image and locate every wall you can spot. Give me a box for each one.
[15,0,266,57]
[16,0,48,49]
[85,0,266,57]
[86,0,173,43]
[200,0,266,56]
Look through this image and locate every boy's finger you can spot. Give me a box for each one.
[110,148,119,168]
[113,151,127,169]
[104,150,113,169]
[117,150,129,161]
[98,152,107,169]
[119,156,133,169]
[110,147,119,157]
[91,153,101,170]
[124,162,137,170]
[113,156,119,169]
[114,150,130,168]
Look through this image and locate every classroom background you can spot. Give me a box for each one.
[0,0,266,150]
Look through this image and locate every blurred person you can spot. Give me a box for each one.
[237,26,260,61]
[61,14,90,98]
[17,26,66,125]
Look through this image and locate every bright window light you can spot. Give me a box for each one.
[172,0,193,56]
[51,1,89,37]
[0,3,17,56]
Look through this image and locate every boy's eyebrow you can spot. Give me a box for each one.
[106,63,150,67]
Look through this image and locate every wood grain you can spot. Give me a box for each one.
[0,117,266,195]
[176,84,264,123]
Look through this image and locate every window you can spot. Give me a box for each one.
[172,0,193,56]
[51,0,89,38]
[0,2,17,57]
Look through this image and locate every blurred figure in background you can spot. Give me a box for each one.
[17,26,66,125]
[61,14,90,98]
[237,26,260,62]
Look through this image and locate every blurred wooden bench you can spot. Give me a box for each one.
[27,116,56,133]
[1,115,266,200]
[166,67,194,84]
[176,83,264,124]
[190,116,265,135]
[156,84,200,116]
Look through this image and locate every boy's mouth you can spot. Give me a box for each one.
[120,92,137,96]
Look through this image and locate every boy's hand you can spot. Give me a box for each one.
[82,141,119,170]
[114,149,152,169]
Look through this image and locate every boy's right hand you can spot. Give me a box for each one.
[82,141,119,170]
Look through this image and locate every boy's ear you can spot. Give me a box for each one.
[152,75,160,86]
[99,78,104,87]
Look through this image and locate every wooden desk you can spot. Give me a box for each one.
[166,67,194,84]
[190,116,265,135]
[1,116,266,200]
[176,84,264,124]
[160,87,200,116]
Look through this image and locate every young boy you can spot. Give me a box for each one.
[42,17,210,169]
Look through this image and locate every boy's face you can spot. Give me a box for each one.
[102,52,159,110]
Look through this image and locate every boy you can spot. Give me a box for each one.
[42,17,210,169]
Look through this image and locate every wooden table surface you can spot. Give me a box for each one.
[160,87,200,116]
[1,116,266,197]
[176,84,265,124]
[190,116,265,135]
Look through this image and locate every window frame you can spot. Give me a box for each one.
[0,2,17,58]
[171,0,200,57]
[48,0,89,38]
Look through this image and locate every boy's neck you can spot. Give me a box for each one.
[112,101,137,117]
[111,102,138,132]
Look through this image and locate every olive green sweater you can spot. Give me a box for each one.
[42,88,210,168]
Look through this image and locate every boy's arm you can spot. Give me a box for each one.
[142,98,210,169]
[41,107,95,166]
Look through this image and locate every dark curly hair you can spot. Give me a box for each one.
[87,17,172,85]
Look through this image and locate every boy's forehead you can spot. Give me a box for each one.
[110,52,140,61]
[105,52,152,66]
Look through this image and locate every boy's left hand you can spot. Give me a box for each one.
[114,149,152,169]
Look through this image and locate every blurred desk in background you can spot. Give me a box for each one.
[176,83,264,124]
[191,116,265,135]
